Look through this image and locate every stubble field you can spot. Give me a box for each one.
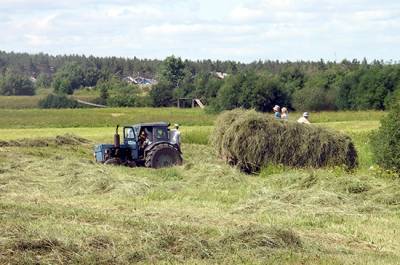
[0,108,399,264]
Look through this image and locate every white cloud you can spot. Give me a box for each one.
[0,0,399,61]
[24,34,52,46]
[229,6,264,21]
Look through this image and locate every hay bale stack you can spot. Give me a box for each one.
[213,110,357,172]
[210,108,247,156]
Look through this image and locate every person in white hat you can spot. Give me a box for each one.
[297,112,311,124]
[273,105,281,119]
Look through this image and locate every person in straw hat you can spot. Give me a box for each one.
[297,112,311,124]
[273,105,281,119]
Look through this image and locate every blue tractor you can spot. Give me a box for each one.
[94,122,182,168]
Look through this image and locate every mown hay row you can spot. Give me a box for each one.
[0,134,90,147]
[212,110,357,172]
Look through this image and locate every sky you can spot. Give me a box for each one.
[0,0,399,62]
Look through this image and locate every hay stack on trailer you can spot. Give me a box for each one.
[212,109,358,172]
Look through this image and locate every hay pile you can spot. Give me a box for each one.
[211,109,358,172]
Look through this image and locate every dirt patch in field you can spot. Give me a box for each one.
[0,134,90,147]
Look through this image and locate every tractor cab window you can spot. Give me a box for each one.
[155,127,168,140]
[124,127,135,139]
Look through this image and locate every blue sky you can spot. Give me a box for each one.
[1,0,399,62]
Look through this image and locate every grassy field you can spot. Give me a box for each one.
[0,108,386,128]
[1,108,399,264]
[0,108,216,128]
[0,89,98,109]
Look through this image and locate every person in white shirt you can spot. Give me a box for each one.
[297,112,311,124]
[170,124,181,147]
[281,107,289,120]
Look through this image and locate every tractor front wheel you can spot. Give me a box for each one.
[104,158,121,165]
[145,144,182,168]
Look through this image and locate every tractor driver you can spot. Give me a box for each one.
[139,130,151,149]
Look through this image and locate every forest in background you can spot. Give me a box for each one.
[1,50,400,111]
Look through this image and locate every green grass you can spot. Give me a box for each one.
[289,111,386,123]
[0,126,213,145]
[0,108,385,129]
[0,95,44,109]
[1,109,398,264]
[0,108,216,128]
[0,90,97,109]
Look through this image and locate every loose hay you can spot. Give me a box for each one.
[213,109,358,172]
[0,134,90,147]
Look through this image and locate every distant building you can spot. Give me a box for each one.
[123,76,157,85]
[213,72,229,79]
[122,76,135,83]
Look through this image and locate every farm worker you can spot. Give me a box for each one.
[281,107,288,120]
[297,112,311,124]
[170,124,181,146]
[273,105,281,119]
[139,131,151,149]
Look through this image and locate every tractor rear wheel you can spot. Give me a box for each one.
[145,144,182,168]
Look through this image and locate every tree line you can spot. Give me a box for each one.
[150,56,400,111]
[0,50,399,111]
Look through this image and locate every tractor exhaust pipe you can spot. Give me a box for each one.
[114,125,120,148]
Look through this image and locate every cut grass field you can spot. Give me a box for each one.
[1,108,398,264]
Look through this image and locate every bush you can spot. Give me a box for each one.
[212,109,358,172]
[0,71,35,96]
[150,81,175,107]
[38,94,79,109]
[371,103,400,173]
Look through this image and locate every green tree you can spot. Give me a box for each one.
[214,72,289,112]
[150,81,175,107]
[250,75,290,112]
[150,56,187,107]
[95,77,142,107]
[107,86,139,107]
[35,73,52,88]
[98,86,109,105]
[371,103,400,173]
[215,74,244,110]
[292,70,341,111]
[0,70,35,95]
[52,62,84,94]
[158,56,186,88]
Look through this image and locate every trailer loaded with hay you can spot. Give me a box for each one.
[211,109,358,173]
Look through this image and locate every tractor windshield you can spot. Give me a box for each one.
[124,127,136,139]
